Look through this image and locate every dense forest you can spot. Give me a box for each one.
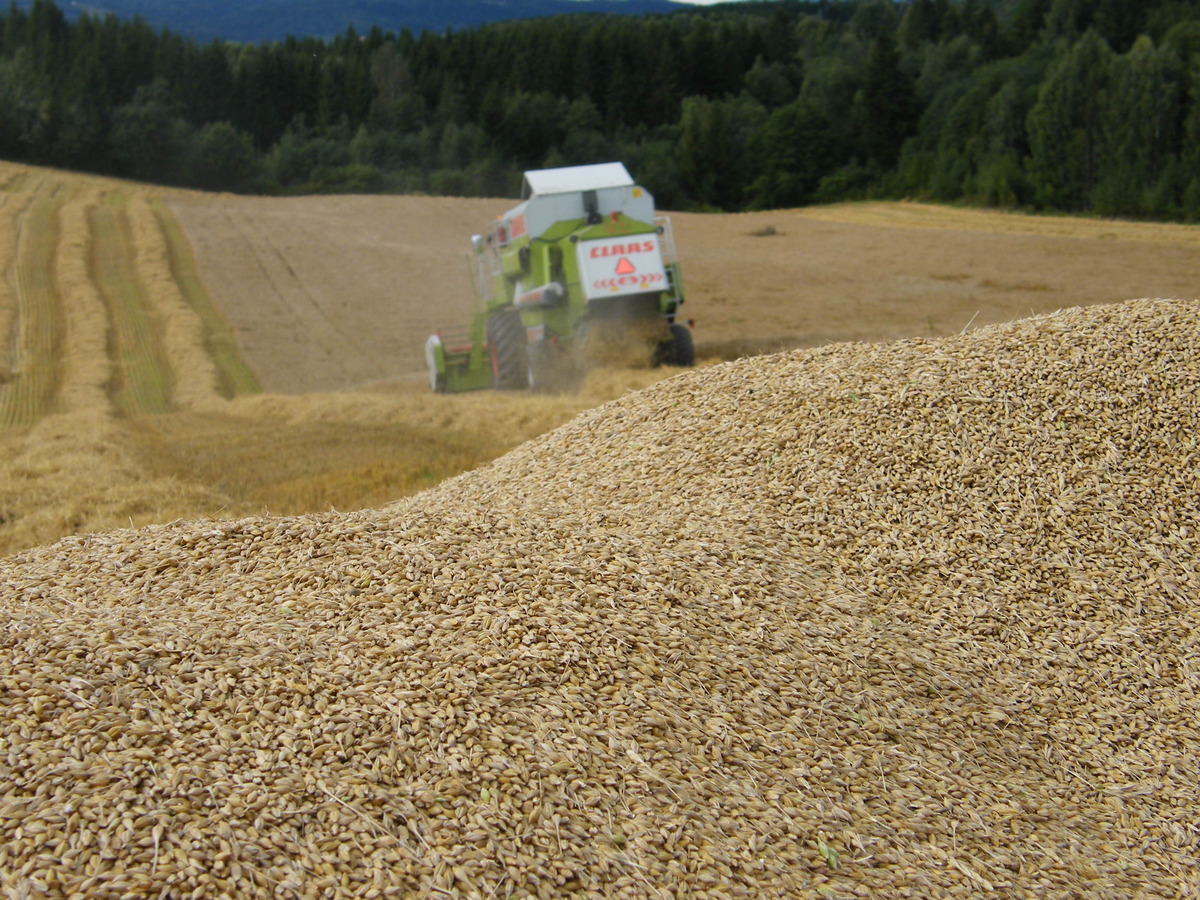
[2,0,1200,219]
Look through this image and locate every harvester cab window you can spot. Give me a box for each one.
[583,190,601,225]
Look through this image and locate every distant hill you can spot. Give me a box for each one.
[30,0,688,41]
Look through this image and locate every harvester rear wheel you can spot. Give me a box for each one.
[487,309,529,390]
[655,322,695,367]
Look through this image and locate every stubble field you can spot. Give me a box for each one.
[2,159,1199,555]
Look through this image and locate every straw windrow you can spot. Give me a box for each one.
[1,197,61,426]
[0,193,25,390]
[128,196,226,411]
[88,195,173,416]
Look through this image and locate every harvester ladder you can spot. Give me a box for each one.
[655,216,679,266]
[468,242,502,307]
[656,216,684,306]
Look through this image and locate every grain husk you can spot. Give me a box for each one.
[1,297,1197,898]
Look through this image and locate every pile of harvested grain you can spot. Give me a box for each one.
[2,298,1197,898]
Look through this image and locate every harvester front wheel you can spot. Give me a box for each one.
[487,309,529,390]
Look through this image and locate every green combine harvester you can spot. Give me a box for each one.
[425,162,693,392]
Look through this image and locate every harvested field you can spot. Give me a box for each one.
[170,193,1200,389]
[0,162,683,556]
[0,166,254,554]
[1,298,1197,898]
[4,159,1200,556]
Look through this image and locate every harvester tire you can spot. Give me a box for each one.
[487,309,529,390]
[656,322,695,367]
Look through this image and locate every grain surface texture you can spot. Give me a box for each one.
[1,298,1197,898]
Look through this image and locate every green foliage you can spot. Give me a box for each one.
[615,125,685,208]
[109,78,191,182]
[851,0,900,43]
[680,94,765,209]
[747,98,842,208]
[1093,36,1184,216]
[814,161,881,203]
[679,96,737,208]
[1,0,1199,219]
[492,90,568,168]
[269,126,352,190]
[974,151,1029,206]
[184,121,260,190]
[0,51,48,157]
[1026,29,1112,209]
[900,0,959,50]
[743,55,801,109]
[856,28,919,166]
[904,48,1050,204]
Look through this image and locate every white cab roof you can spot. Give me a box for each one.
[522,162,634,198]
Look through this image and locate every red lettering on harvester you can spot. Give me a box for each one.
[589,240,657,259]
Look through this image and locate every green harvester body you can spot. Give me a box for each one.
[425,162,692,392]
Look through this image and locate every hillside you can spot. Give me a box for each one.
[9,0,1200,225]
[2,157,1200,561]
[0,297,1196,896]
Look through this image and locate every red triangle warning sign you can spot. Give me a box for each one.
[615,257,636,275]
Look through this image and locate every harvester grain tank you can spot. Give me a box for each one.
[425,162,693,392]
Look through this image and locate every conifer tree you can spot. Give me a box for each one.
[1027,29,1113,209]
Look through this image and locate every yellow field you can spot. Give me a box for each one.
[0,162,681,554]
[795,198,1200,246]
[2,159,1199,557]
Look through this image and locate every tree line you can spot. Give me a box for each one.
[2,0,1200,219]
